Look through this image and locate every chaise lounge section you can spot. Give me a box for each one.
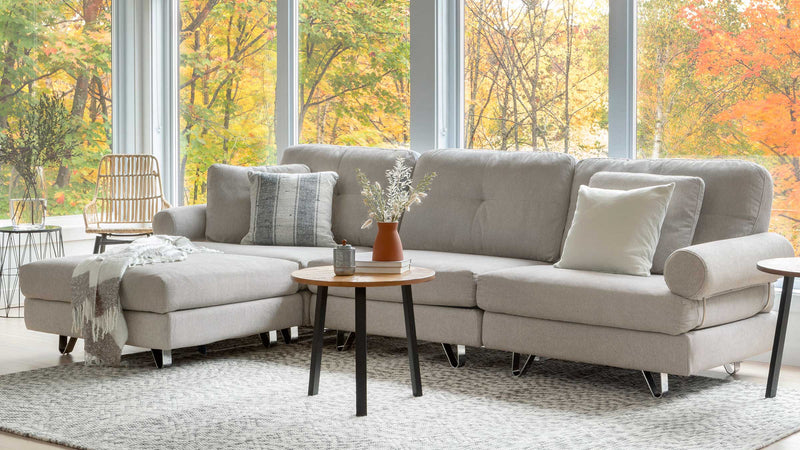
[19,144,794,396]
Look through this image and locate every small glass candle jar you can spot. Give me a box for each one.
[333,240,356,276]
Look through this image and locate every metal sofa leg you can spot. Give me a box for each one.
[259,331,278,348]
[280,326,299,344]
[724,362,742,375]
[92,236,102,254]
[58,335,77,355]
[152,349,172,369]
[336,330,355,351]
[642,371,669,398]
[442,344,465,368]
[511,352,535,377]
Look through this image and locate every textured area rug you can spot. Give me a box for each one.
[1,334,800,450]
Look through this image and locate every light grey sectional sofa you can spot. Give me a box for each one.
[20,144,794,395]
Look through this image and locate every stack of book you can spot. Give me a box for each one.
[355,253,411,274]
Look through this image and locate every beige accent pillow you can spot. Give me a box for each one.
[555,183,675,276]
[589,172,705,274]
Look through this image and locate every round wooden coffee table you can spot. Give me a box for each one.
[757,257,800,398]
[292,265,435,417]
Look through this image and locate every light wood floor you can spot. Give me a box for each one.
[2,317,800,449]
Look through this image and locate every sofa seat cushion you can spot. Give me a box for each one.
[198,242,371,268]
[20,253,299,314]
[477,265,773,335]
[307,249,544,307]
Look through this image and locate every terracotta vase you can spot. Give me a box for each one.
[372,222,404,261]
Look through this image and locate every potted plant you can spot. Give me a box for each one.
[0,94,78,229]
[356,156,436,261]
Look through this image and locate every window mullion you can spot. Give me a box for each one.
[111,0,138,157]
[150,0,180,205]
[410,0,461,152]
[276,0,299,162]
[608,0,637,159]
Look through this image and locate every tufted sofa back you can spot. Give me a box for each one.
[281,144,419,248]
[565,158,774,248]
[399,149,576,262]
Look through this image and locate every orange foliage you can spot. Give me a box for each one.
[687,0,800,250]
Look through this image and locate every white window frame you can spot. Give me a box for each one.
[134,0,639,200]
[276,0,299,162]
[113,0,179,204]
[608,0,637,159]
[410,0,463,152]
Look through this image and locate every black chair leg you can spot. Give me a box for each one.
[99,234,108,253]
[92,236,103,254]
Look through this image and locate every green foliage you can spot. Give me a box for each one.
[179,0,410,206]
[0,0,112,218]
[299,0,409,148]
[179,0,278,205]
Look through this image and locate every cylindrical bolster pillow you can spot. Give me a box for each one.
[664,232,794,300]
[153,204,208,241]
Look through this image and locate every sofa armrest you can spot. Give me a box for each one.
[664,232,794,300]
[153,204,207,241]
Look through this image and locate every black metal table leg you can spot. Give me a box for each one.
[402,285,422,397]
[767,276,794,398]
[308,286,328,396]
[355,286,367,416]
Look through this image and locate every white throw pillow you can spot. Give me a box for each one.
[555,183,675,276]
[588,172,705,274]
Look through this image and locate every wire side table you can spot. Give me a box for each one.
[0,225,65,318]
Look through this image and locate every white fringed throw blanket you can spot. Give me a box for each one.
[71,235,218,366]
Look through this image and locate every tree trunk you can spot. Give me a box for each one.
[651,48,667,159]
[562,1,574,153]
[317,101,327,143]
[57,0,104,188]
[0,42,18,129]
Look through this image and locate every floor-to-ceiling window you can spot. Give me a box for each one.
[464,0,609,157]
[0,0,112,218]
[637,0,800,249]
[179,0,278,206]
[299,0,410,148]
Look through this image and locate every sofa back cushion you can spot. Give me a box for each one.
[565,158,773,249]
[205,163,309,243]
[399,149,576,262]
[280,144,418,247]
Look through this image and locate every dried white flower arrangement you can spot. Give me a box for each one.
[356,156,437,229]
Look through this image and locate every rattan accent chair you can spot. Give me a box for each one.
[83,155,171,253]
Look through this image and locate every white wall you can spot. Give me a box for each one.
[751,307,800,367]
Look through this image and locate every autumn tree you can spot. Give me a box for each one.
[686,0,800,246]
[464,0,608,156]
[299,0,409,147]
[178,0,410,205]
[179,0,278,204]
[0,0,112,217]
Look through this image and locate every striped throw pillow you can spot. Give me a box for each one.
[241,171,339,247]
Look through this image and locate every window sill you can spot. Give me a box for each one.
[0,215,93,243]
